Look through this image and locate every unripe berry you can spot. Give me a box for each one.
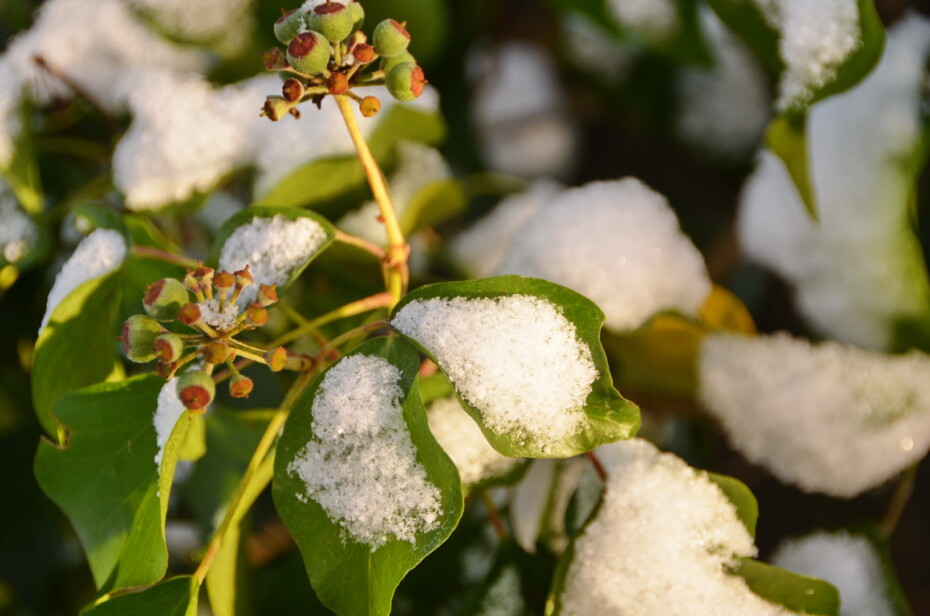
[261,47,288,71]
[229,374,254,399]
[287,31,332,76]
[380,49,415,73]
[385,63,426,102]
[153,333,184,363]
[282,78,304,102]
[143,278,189,321]
[372,19,410,58]
[360,95,381,117]
[176,371,215,412]
[201,341,228,365]
[247,302,269,326]
[263,96,294,122]
[348,1,364,30]
[274,8,305,45]
[256,283,279,307]
[327,72,349,95]
[307,1,355,44]
[234,266,253,288]
[122,315,165,363]
[353,43,376,64]
[266,346,288,372]
[178,302,202,326]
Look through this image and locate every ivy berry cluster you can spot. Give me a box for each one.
[261,0,426,121]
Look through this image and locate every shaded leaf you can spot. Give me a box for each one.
[766,110,817,219]
[706,472,758,537]
[733,558,839,616]
[82,576,199,616]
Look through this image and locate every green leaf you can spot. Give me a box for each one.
[82,576,199,616]
[399,179,467,236]
[32,269,123,439]
[253,156,366,210]
[207,206,335,294]
[462,541,552,616]
[390,276,641,458]
[368,105,447,162]
[766,110,818,219]
[273,337,464,616]
[706,0,782,73]
[706,472,758,537]
[1,106,42,216]
[733,558,840,616]
[34,376,193,591]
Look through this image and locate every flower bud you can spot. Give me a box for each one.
[178,302,202,326]
[234,265,253,288]
[287,31,332,76]
[143,278,189,321]
[229,374,255,399]
[263,96,294,122]
[385,63,426,102]
[213,271,235,296]
[266,346,288,372]
[380,49,415,73]
[274,8,305,45]
[256,283,279,307]
[282,78,304,102]
[327,72,349,95]
[153,333,184,363]
[372,19,410,58]
[261,47,289,71]
[307,1,355,44]
[360,95,381,117]
[348,1,364,30]
[184,269,204,299]
[353,43,376,64]
[201,341,228,365]
[121,315,165,363]
[194,266,215,291]
[247,302,269,326]
[176,371,215,412]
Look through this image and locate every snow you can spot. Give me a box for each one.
[699,333,930,497]
[562,13,639,83]
[772,531,895,616]
[738,14,930,350]
[39,228,126,332]
[154,378,188,468]
[606,0,679,40]
[426,396,522,487]
[559,438,792,616]
[128,0,255,53]
[392,294,597,453]
[218,214,329,306]
[287,354,443,548]
[0,181,36,264]
[197,298,239,331]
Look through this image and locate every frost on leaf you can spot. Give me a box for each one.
[772,532,895,616]
[218,214,328,306]
[153,378,188,469]
[392,294,597,454]
[557,438,793,616]
[39,228,126,332]
[738,15,930,351]
[699,333,930,497]
[288,354,442,549]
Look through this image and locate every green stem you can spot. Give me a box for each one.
[879,464,919,537]
[270,292,393,348]
[131,246,200,270]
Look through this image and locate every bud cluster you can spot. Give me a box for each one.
[262,1,427,120]
[119,263,299,413]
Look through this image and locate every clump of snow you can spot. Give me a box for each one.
[39,228,126,332]
[497,179,711,331]
[154,378,188,468]
[771,531,895,616]
[197,298,239,331]
[699,333,930,497]
[338,141,451,245]
[288,354,443,548]
[449,181,561,280]
[559,438,792,616]
[676,8,771,160]
[392,295,597,453]
[469,42,579,179]
[218,214,329,306]
[562,13,640,83]
[128,0,254,53]
[427,397,522,486]
[0,181,37,264]
[606,0,679,40]
[751,0,861,108]
[739,15,930,350]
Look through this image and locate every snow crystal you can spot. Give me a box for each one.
[0,181,36,264]
[197,298,240,331]
[700,333,930,497]
[427,397,521,487]
[498,179,711,331]
[218,214,328,306]
[449,181,561,280]
[559,438,792,616]
[676,8,770,159]
[749,0,861,108]
[772,532,895,616]
[39,228,126,332]
[154,378,188,468]
[287,354,442,548]
[338,141,451,245]
[113,71,250,210]
[128,0,254,53]
[738,15,930,350]
[392,295,597,453]
[606,0,679,40]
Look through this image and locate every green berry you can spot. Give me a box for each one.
[274,8,305,45]
[348,2,364,31]
[372,19,410,58]
[153,333,184,363]
[287,30,332,75]
[385,62,426,102]
[229,375,254,399]
[143,278,189,321]
[176,371,216,411]
[380,49,415,73]
[307,1,355,44]
[121,315,165,363]
[263,96,293,122]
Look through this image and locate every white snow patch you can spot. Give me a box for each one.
[699,333,930,497]
[562,13,640,83]
[559,438,792,616]
[0,181,36,264]
[606,0,679,40]
[197,297,240,331]
[392,295,597,453]
[154,378,188,468]
[218,214,328,306]
[772,531,895,616]
[498,179,711,331]
[739,15,930,350]
[39,228,126,332]
[288,354,442,548]
[128,0,254,53]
